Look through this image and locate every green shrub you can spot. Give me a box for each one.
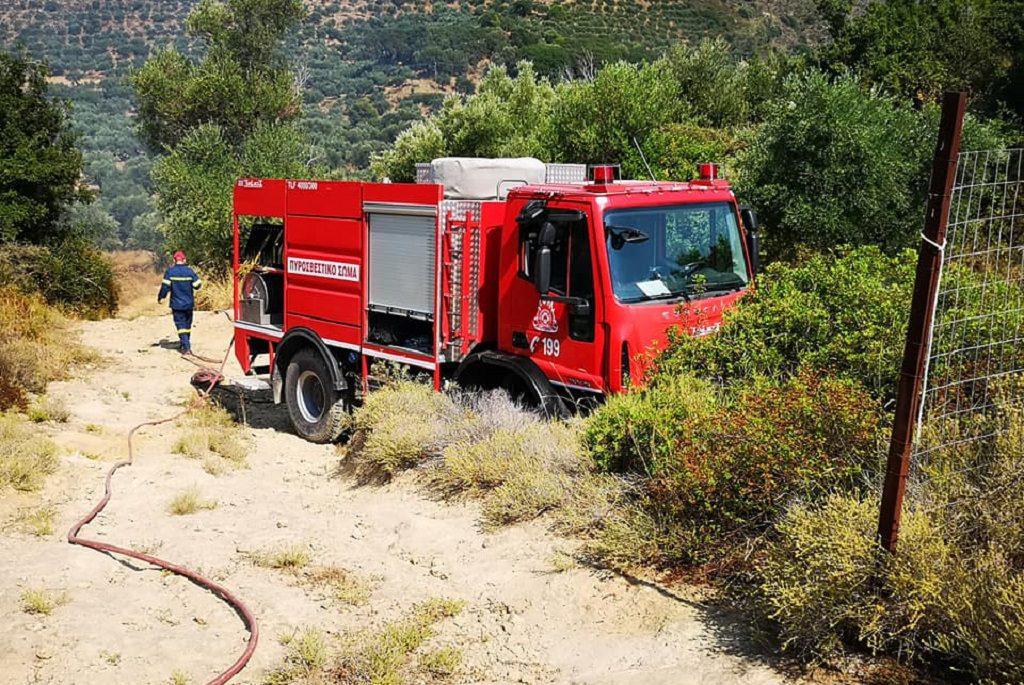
[584,371,881,565]
[655,246,1024,404]
[152,122,317,269]
[583,374,717,473]
[348,380,460,477]
[939,549,1024,683]
[737,70,1008,257]
[752,495,949,661]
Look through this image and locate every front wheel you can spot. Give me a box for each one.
[284,348,349,443]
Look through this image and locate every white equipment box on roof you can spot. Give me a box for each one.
[429,157,547,200]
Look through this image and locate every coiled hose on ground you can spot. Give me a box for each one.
[67,334,259,685]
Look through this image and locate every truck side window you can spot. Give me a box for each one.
[548,230,568,296]
[518,222,569,296]
[568,220,595,342]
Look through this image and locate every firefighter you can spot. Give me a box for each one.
[158,251,202,354]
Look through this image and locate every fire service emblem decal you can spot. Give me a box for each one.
[531,301,558,333]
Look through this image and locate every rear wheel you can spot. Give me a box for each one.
[284,348,349,443]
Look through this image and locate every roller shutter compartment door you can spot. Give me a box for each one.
[368,213,437,317]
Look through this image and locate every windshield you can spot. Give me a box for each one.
[604,202,749,303]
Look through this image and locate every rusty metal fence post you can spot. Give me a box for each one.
[877,91,967,554]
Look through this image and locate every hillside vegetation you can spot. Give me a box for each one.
[0,0,823,250]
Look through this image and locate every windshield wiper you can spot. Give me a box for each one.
[697,282,746,294]
[621,290,691,305]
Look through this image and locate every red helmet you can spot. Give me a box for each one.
[173,251,186,261]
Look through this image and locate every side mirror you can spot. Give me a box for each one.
[516,199,546,225]
[534,245,552,295]
[740,206,761,276]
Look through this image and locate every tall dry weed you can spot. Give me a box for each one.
[0,286,97,409]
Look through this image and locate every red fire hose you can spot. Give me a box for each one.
[67,339,259,685]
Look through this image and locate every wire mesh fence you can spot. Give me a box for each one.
[912,147,1024,477]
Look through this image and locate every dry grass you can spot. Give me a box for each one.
[173,401,249,472]
[264,629,330,685]
[547,550,577,573]
[167,486,218,516]
[347,380,458,478]
[0,286,98,410]
[169,670,191,685]
[250,543,312,571]
[26,395,70,423]
[18,505,56,536]
[299,565,373,606]
[0,413,60,492]
[109,250,163,319]
[346,382,611,532]
[193,274,233,312]
[20,588,67,615]
[337,598,465,684]
[262,599,465,685]
[418,646,462,679]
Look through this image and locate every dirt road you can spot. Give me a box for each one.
[0,311,799,684]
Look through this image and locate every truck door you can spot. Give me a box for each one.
[505,202,606,393]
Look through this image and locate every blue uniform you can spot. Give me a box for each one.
[158,264,202,352]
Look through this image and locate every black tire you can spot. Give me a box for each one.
[284,348,349,443]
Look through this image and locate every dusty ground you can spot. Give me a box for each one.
[0,310,804,685]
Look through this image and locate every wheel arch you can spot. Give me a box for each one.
[272,328,347,404]
[454,350,567,418]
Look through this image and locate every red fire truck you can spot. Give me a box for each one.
[231,159,760,442]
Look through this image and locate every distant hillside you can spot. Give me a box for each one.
[3,1,820,79]
[0,0,824,245]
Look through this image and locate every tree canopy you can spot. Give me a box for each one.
[131,0,305,152]
[818,0,1024,116]
[0,51,90,245]
[134,0,316,266]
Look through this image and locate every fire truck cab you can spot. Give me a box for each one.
[232,159,759,442]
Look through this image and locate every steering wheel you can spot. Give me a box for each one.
[649,265,672,281]
[678,259,707,276]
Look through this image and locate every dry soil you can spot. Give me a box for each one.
[0,310,804,685]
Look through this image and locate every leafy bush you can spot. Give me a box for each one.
[372,50,767,184]
[152,122,318,268]
[545,59,683,175]
[737,71,929,256]
[656,246,1024,403]
[582,373,716,473]
[36,239,118,317]
[737,70,1008,257]
[583,371,881,566]
[0,51,89,245]
[0,241,118,318]
[819,0,1024,116]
